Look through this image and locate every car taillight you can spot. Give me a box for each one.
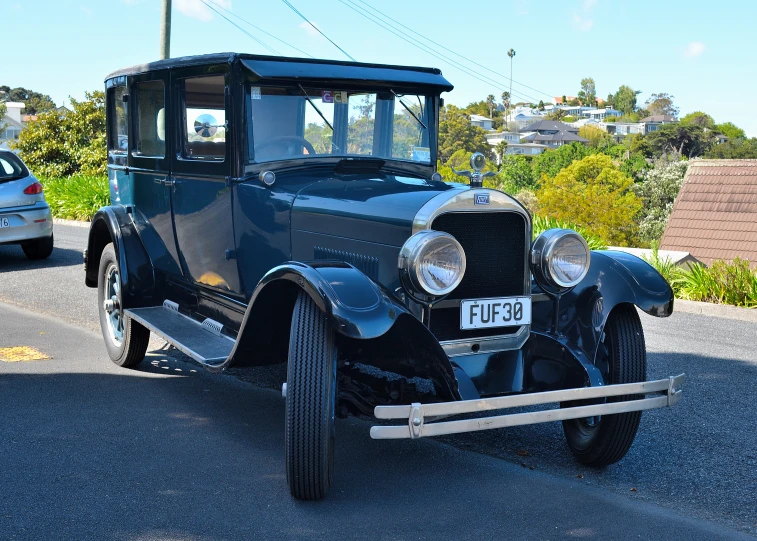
[23,182,44,195]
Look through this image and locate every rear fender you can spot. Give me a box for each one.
[84,206,155,308]
[226,261,459,399]
[532,250,673,371]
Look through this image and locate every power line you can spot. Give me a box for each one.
[280,0,356,61]
[354,0,554,100]
[205,0,314,58]
[337,0,538,105]
[201,0,281,55]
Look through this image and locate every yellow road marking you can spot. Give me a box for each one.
[0,346,52,362]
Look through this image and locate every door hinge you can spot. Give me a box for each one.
[225,249,237,260]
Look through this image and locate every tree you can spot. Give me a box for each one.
[578,77,596,105]
[437,105,493,162]
[501,91,510,111]
[680,111,714,129]
[632,160,688,246]
[561,95,567,105]
[537,154,641,245]
[496,154,538,192]
[538,100,545,111]
[645,93,679,117]
[613,85,640,116]
[646,123,711,158]
[12,91,105,177]
[486,94,496,119]
[578,125,613,149]
[532,142,591,179]
[0,86,56,115]
[0,102,6,133]
[605,93,614,108]
[495,140,508,163]
[704,137,757,159]
[544,109,567,121]
[715,122,746,140]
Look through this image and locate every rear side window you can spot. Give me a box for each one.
[107,86,128,154]
[0,153,29,181]
[182,75,226,160]
[132,80,165,157]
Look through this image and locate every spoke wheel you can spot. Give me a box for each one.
[562,305,647,466]
[285,291,337,500]
[97,243,150,368]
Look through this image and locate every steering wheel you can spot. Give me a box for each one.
[254,135,316,158]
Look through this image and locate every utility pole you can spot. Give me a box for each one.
[160,0,172,60]
[507,48,516,127]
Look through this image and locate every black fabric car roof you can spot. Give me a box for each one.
[105,53,453,91]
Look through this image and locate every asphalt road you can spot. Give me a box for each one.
[1,224,756,539]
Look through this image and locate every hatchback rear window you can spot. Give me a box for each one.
[0,153,29,181]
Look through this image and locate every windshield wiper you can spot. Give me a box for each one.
[391,90,427,130]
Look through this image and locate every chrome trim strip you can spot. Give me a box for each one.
[440,325,529,357]
[370,374,685,439]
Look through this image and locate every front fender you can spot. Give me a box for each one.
[532,250,674,371]
[84,206,155,308]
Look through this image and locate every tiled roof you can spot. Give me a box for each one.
[660,160,757,265]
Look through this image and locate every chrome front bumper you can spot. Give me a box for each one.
[370,374,685,440]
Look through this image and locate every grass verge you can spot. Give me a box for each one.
[40,175,109,221]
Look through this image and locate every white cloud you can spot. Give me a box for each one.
[175,0,231,22]
[683,41,706,58]
[80,5,93,17]
[583,0,597,10]
[572,13,594,31]
[299,21,322,38]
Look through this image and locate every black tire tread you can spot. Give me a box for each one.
[285,291,335,500]
[563,304,646,466]
[22,234,54,260]
[97,243,150,368]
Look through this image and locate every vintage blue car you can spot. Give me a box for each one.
[85,53,684,500]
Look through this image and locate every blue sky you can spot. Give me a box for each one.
[3,0,756,135]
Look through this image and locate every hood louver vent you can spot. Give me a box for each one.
[314,247,379,280]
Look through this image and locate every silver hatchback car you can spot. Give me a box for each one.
[0,150,54,259]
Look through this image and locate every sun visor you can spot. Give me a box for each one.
[240,58,453,92]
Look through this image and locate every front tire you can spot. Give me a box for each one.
[22,234,54,260]
[97,243,150,368]
[562,305,646,466]
[285,291,337,500]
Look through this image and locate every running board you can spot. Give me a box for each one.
[125,301,233,366]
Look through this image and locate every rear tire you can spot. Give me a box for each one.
[22,234,54,260]
[562,305,646,466]
[285,291,337,500]
[97,243,150,368]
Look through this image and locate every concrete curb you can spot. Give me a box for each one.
[53,218,91,228]
[674,299,757,323]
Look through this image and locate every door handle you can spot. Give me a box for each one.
[163,180,175,187]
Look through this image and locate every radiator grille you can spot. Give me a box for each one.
[429,212,528,342]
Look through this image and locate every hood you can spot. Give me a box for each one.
[291,175,458,247]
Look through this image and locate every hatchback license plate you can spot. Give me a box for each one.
[0,217,10,228]
[460,297,531,330]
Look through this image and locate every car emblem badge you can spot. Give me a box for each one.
[475,193,490,205]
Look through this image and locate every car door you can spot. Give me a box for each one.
[170,70,242,297]
[128,71,182,276]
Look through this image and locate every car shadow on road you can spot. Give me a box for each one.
[0,244,82,271]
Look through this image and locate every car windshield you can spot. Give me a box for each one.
[0,152,29,183]
[248,85,431,164]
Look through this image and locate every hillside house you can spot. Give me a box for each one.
[469,114,494,131]
[640,115,677,134]
[520,120,589,147]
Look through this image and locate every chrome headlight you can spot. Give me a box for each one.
[399,230,466,297]
[531,229,590,290]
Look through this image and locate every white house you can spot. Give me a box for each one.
[509,106,546,130]
[0,102,26,149]
[486,131,521,146]
[505,143,550,156]
[469,114,494,131]
[583,107,622,121]
[599,122,645,139]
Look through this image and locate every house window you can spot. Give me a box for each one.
[132,80,165,157]
[182,75,226,160]
[108,86,128,154]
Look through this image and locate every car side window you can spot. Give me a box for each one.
[182,75,226,161]
[132,80,165,157]
[107,86,128,154]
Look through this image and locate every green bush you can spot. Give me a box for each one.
[674,258,757,308]
[532,215,607,250]
[642,243,682,296]
[41,175,109,221]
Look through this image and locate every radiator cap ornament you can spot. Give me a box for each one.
[452,152,496,188]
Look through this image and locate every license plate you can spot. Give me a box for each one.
[460,296,531,330]
[0,217,10,228]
